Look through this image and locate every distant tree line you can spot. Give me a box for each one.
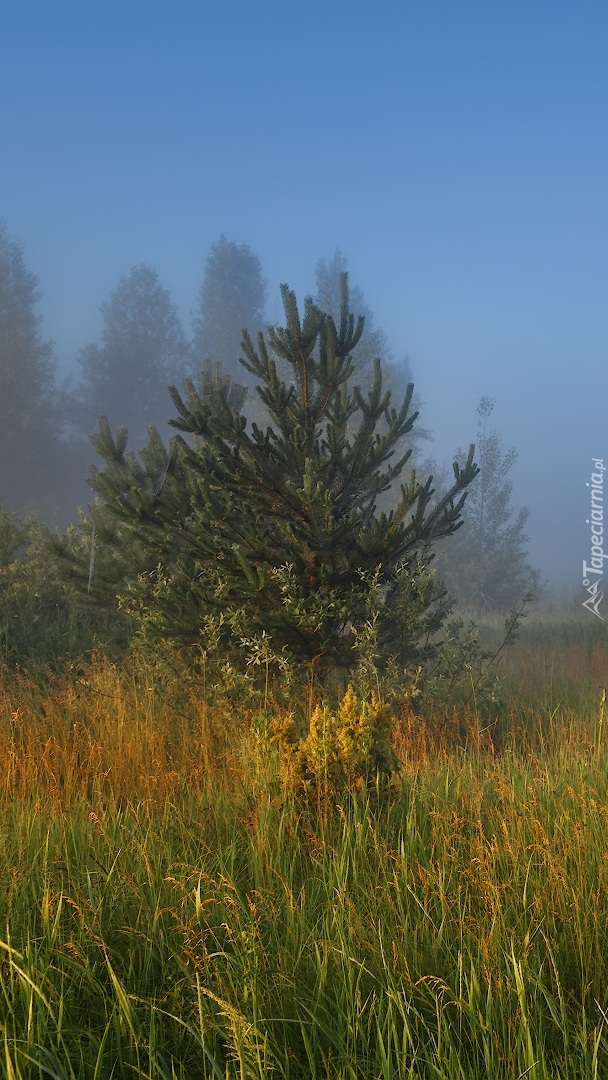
[0,218,538,617]
[0,227,271,522]
[432,397,541,611]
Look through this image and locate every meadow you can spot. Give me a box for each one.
[0,614,608,1078]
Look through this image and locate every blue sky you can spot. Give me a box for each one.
[3,1,608,586]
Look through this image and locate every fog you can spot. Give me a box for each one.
[3,0,608,599]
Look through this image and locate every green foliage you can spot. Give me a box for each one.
[416,591,534,715]
[315,249,395,383]
[0,509,127,664]
[74,277,478,686]
[314,249,430,457]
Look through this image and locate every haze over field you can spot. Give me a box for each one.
[2,0,608,588]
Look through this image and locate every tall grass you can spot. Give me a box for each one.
[0,628,608,1077]
[466,608,608,710]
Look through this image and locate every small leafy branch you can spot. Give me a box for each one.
[419,592,534,712]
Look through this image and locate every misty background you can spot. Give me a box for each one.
[2,0,608,596]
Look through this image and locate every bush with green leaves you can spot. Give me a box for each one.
[0,509,127,665]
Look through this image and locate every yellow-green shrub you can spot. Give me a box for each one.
[272,685,397,793]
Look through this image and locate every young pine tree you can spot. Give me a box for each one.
[70,277,478,682]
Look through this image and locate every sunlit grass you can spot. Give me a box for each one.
[1,630,608,1076]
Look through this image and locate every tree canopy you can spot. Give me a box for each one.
[69,276,478,685]
[315,250,395,382]
[314,251,428,451]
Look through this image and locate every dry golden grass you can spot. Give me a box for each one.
[0,628,607,1077]
[0,651,247,808]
